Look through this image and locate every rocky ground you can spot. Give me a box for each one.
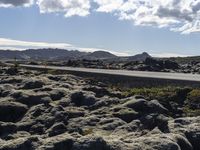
[26,57,200,74]
[0,66,199,150]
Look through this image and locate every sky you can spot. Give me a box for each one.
[0,0,200,57]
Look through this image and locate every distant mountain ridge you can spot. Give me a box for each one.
[128,52,151,61]
[0,48,151,61]
[81,51,117,60]
[0,49,87,60]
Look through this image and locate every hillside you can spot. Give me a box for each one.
[128,52,151,61]
[0,49,152,62]
[0,49,87,60]
[0,49,117,61]
[81,51,117,60]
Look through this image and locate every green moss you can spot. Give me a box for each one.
[183,89,200,116]
[187,89,200,104]
[167,56,200,64]
[122,87,191,103]
[183,106,200,117]
[120,86,200,117]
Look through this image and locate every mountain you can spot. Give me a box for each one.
[0,49,87,60]
[0,48,116,60]
[0,50,22,60]
[127,52,152,61]
[107,52,152,62]
[23,49,87,60]
[81,51,117,60]
[0,48,151,62]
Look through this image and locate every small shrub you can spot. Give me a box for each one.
[123,87,177,100]
[122,87,192,103]
[183,106,200,117]
[186,89,200,109]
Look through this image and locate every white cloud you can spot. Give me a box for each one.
[0,38,129,56]
[37,0,90,17]
[0,0,34,7]
[78,47,130,56]
[0,0,200,34]
[91,0,200,34]
[0,38,72,49]
[0,38,194,57]
[94,0,123,13]
[105,0,200,34]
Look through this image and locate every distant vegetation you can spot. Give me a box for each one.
[166,56,200,64]
[121,86,200,117]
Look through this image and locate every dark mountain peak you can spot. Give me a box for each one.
[82,51,117,60]
[142,52,150,56]
[128,52,152,61]
[90,51,116,57]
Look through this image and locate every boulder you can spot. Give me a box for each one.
[0,77,22,84]
[0,84,14,97]
[164,60,180,70]
[66,116,100,133]
[0,122,17,137]
[20,104,68,132]
[22,80,44,89]
[83,86,122,98]
[72,136,111,150]
[40,133,74,150]
[113,108,139,123]
[99,118,126,130]
[5,67,18,76]
[147,100,168,114]
[140,114,169,131]
[0,101,28,122]
[70,91,97,107]
[30,123,45,135]
[123,98,148,112]
[65,107,85,119]
[0,137,37,150]
[47,123,67,137]
[48,89,65,101]
[91,98,120,110]
[185,130,200,150]
[83,86,111,98]
[169,116,200,150]
[173,134,193,150]
[5,131,31,141]
[12,91,51,107]
[132,134,181,150]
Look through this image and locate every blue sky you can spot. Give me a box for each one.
[0,0,200,57]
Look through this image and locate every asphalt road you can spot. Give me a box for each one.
[18,64,200,82]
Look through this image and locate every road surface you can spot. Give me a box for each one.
[18,64,200,82]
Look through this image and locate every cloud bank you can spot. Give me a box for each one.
[1,0,200,34]
[0,38,129,56]
[0,38,191,57]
